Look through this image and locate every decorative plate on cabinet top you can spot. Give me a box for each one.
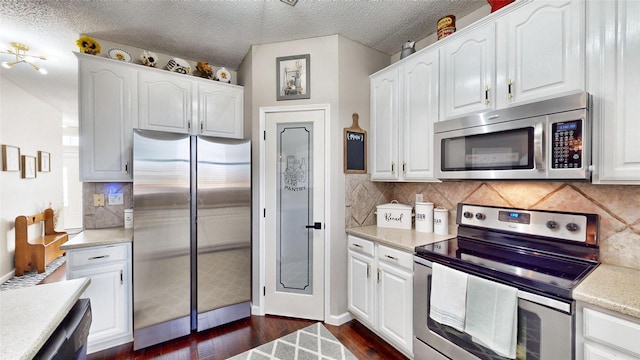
[216,67,231,83]
[107,48,132,62]
[166,57,191,75]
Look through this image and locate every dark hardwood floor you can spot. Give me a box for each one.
[41,262,409,360]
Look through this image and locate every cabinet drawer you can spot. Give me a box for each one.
[68,244,129,268]
[377,244,413,271]
[584,341,637,360]
[583,307,640,357]
[348,235,374,257]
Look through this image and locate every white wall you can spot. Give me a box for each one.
[0,76,64,280]
[240,34,388,322]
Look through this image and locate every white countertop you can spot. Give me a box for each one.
[346,225,456,253]
[60,227,133,250]
[0,278,91,360]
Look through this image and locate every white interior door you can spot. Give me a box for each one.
[264,108,325,320]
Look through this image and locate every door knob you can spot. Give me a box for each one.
[305,222,322,230]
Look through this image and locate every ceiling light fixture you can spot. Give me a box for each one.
[280,0,298,6]
[1,42,48,75]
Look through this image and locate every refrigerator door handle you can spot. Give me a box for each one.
[305,222,322,230]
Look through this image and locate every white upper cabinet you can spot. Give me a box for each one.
[78,53,135,182]
[370,68,400,180]
[402,50,440,181]
[440,23,497,120]
[370,48,440,182]
[440,0,584,120]
[138,70,193,134]
[498,0,585,107]
[588,0,640,183]
[197,81,244,139]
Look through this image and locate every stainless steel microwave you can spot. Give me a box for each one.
[434,91,591,180]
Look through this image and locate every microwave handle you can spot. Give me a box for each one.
[534,122,545,171]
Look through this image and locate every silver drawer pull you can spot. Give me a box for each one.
[353,244,363,248]
[88,255,110,261]
[385,255,398,261]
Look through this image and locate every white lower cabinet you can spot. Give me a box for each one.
[347,235,413,357]
[577,302,640,360]
[67,243,132,354]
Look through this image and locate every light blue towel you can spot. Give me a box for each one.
[465,274,518,359]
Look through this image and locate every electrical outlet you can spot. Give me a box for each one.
[108,193,124,205]
[93,194,105,207]
[416,194,424,203]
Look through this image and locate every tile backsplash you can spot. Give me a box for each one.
[82,182,133,229]
[346,174,640,271]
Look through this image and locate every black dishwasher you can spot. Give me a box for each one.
[34,298,92,360]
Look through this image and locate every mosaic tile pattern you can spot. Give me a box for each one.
[346,176,640,271]
[228,323,357,360]
[0,256,66,291]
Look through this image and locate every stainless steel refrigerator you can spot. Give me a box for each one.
[132,129,251,350]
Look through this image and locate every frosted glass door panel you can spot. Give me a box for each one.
[276,123,313,295]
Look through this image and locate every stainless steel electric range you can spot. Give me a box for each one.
[414,203,599,360]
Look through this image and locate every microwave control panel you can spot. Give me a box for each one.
[551,120,583,169]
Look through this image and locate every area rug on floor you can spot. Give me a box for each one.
[0,255,66,291]
[228,323,357,360]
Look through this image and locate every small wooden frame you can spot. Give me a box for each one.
[21,155,37,179]
[38,151,50,172]
[2,144,20,171]
[344,113,367,174]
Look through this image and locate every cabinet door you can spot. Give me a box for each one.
[500,0,585,107]
[402,50,439,181]
[197,82,244,138]
[347,250,375,327]
[440,23,497,120]
[78,56,134,182]
[138,71,193,134]
[69,262,129,349]
[370,68,400,180]
[590,0,640,183]
[378,261,413,354]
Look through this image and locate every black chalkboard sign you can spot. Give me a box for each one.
[344,113,367,174]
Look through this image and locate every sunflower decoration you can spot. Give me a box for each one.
[76,35,101,55]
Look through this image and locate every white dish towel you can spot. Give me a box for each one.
[465,274,518,359]
[429,262,468,331]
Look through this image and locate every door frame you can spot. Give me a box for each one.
[256,104,331,321]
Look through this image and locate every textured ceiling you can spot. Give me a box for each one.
[0,0,485,125]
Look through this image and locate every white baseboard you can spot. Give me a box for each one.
[0,270,15,284]
[324,311,352,326]
[251,304,265,316]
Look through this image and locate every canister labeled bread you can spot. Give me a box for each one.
[377,201,412,229]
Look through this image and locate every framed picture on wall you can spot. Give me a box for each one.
[276,54,310,101]
[21,155,37,179]
[2,145,20,171]
[38,151,50,172]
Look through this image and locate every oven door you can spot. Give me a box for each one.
[414,258,574,360]
[434,109,589,180]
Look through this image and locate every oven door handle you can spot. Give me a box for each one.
[534,122,545,171]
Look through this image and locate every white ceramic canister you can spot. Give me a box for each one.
[124,208,133,228]
[433,207,449,235]
[415,201,434,233]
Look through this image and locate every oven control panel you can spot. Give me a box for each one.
[458,204,592,243]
